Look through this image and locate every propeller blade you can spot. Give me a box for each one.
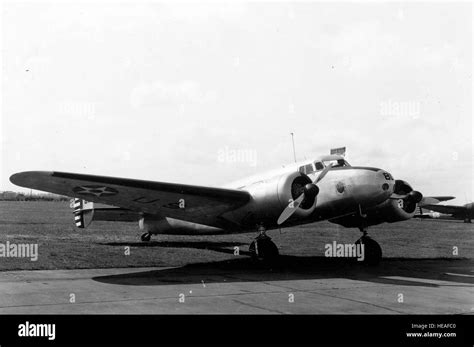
[277,193,305,225]
[390,190,423,203]
[315,163,333,184]
[390,193,408,199]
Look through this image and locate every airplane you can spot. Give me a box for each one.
[10,154,427,265]
[415,201,473,223]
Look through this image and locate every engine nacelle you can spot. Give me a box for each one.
[234,171,317,226]
[367,196,417,224]
[330,179,417,228]
[139,215,224,235]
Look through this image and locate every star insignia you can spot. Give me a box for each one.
[73,185,118,197]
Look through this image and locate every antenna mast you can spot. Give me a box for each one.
[290,132,297,163]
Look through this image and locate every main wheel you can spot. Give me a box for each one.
[355,236,382,266]
[249,237,279,263]
[141,232,151,242]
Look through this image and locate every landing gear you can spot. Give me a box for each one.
[355,227,382,266]
[249,225,279,263]
[140,232,151,242]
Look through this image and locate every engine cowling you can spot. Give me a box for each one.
[330,179,419,227]
[237,171,317,225]
[367,199,416,224]
[370,180,419,222]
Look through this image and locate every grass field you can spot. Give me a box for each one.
[0,201,472,271]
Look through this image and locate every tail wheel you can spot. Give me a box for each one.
[141,232,151,242]
[355,236,382,266]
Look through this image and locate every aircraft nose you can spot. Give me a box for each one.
[376,169,395,196]
[352,167,394,206]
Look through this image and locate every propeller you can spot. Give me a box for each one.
[277,163,333,225]
[390,190,423,204]
[390,187,423,213]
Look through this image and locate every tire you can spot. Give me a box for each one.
[141,232,151,242]
[355,236,382,266]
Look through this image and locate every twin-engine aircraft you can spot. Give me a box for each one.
[11,154,429,265]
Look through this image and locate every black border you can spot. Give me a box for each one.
[1,314,473,345]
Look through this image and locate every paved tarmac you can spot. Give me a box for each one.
[0,257,473,314]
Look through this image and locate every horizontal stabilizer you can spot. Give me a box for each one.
[71,198,139,228]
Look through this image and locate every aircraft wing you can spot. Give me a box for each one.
[419,196,455,206]
[419,204,464,215]
[10,171,251,227]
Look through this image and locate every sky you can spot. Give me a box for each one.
[1,1,472,204]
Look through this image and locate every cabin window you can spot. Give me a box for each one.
[314,161,324,171]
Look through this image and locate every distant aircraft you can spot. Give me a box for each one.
[11,154,435,265]
[416,200,473,223]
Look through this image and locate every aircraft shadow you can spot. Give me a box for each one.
[93,255,474,288]
[98,241,250,256]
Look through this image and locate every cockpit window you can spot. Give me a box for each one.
[299,163,316,174]
[323,159,350,168]
[301,160,349,174]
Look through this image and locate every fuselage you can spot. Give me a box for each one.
[421,203,474,221]
[220,155,395,232]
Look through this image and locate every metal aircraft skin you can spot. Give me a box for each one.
[415,202,473,223]
[10,154,430,264]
